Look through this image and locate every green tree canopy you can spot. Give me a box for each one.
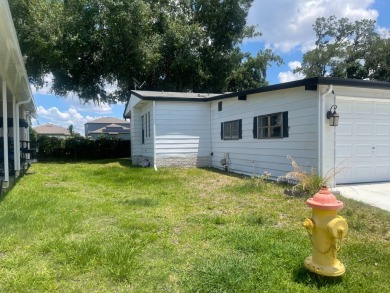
[67,124,74,136]
[227,49,283,92]
[10,0,282,103]
[295,15,390,81]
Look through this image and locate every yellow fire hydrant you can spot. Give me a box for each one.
[303,187,348,277]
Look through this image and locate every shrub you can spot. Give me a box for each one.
[37,136,130,161]
[37,136,66,158]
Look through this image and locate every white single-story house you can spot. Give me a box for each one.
[0,0,36,186]
[123,77,390,186]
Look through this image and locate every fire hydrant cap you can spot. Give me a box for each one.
[306,187,343,210]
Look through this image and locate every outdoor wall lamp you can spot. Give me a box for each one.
[327,105,339,126]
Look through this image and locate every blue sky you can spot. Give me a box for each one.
[32,0,390,135]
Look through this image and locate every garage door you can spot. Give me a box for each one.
[336,98,390,184]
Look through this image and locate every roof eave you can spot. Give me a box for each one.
[0,0,35,113]
[123,77,390,109]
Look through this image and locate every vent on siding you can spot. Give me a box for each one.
[305,84,317,91]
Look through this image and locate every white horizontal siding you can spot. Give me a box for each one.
[156,138,203,144]
[211,87,319,178]
[130,101,154,164]
[130,108,142,158]
[155,101,211,161]
[156,124,210,130]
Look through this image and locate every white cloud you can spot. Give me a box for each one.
[247,0,378,52]
[31,73,54,95]
[35,106,101,135]
[31,74,116,114]
[63,96,113,114]
[377,26,390,37]
[278,61,305,83]
[31,74,127,135]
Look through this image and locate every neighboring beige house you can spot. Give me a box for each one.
[85,117,130,140]
[0,0,37,184]
[34,123,71,138]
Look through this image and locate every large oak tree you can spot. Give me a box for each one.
[295,15,390,82]
[10,0,282,103]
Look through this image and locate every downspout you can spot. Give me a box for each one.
[318,84,333,179]
[2,81,9,186]
[13,94,17,174]
[153,101,157,171]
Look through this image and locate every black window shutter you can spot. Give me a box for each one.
[221,122,224,140]
[238,119,242,139]
[253,117,257,138]
[283,111,289,137]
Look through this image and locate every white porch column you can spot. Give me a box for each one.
[2,80,9,184]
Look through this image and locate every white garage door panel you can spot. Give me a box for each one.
[338,123,353,136]
[375,166,389,176]
[376,124,390,135]
[356,144,372,156]
[357,103,371,114]
[376,103,390,115]
[336,99,390,184]
[356,123,371,135]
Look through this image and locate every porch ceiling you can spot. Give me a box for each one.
[0,0,36,113]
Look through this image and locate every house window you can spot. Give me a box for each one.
[218,101,222,111]
[221,119,242,140]
[253,112,288,139]
[142,111,151,144]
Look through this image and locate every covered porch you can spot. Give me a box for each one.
[0,0,36,190]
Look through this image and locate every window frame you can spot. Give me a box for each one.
[142,111,151,144]
[221,119,242,140]
[254,112,288,139]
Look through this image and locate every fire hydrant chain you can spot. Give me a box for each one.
[334,227,346,255]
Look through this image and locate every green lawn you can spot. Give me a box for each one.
[0,159,389,292]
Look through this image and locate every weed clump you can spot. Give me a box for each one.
[278,156,334,197]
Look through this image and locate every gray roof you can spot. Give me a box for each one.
[86,117,130,124]
[34,123,71,136]
[132,90,220,100]
[130,77,390,102]
[124,77,390,119]
[89,123,130,134]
